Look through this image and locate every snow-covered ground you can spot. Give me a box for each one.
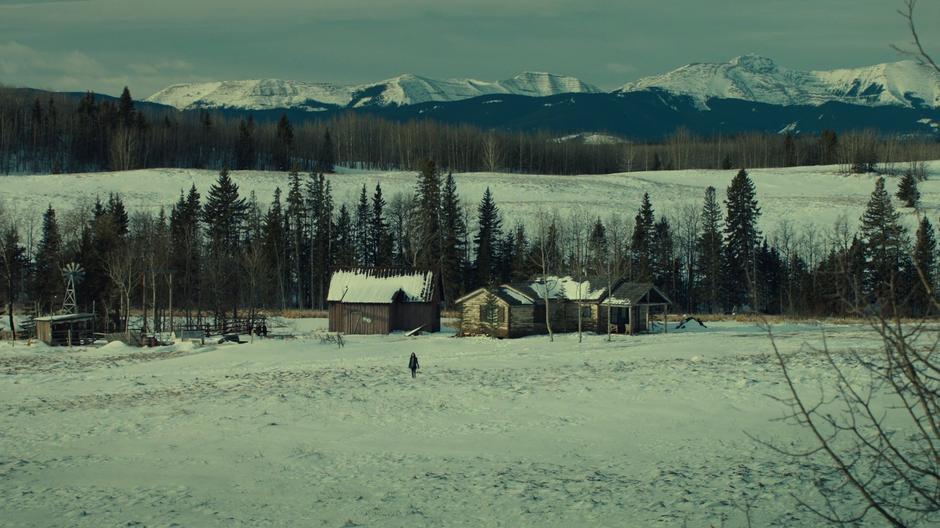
[2,163,937,237]
[0,320,906,526]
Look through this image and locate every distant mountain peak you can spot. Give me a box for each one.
[147,72,599,111]
[616,55,940,109]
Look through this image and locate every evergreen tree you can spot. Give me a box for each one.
[117,86,135,128]
[722,169,762,310]
[756,240,784,313]
[439,171,466,305]
[334,204,356,269]
[202,169,248,314]
[318,129,335,173]
[355,184,371,266]
[107,193,129,237]
[859,177,910,305]
[911,217,937,315]
[235,116,257,170]
[0,225,26,337]
[651,216,678,302]
[587,218,608,276]
[413,159,442,273]
[896,169,920,208]
[262,187,288,309]
[369,183,392,267]
[274,114,294,171]
[285,170,307,307]
[631,193,655,281]
[696,186,723,312]
[651,153,663,171]
[510,223,530,281]
[169,185,201,316]
[474,187,502,287]
[33,205,63,312]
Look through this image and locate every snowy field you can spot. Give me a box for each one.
[2,163,938,235]
[0,320,905,527]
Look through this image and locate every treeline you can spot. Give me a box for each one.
[2,86,940,176]
[0,160,935,336]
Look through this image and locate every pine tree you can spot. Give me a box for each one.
[859,177,910,305]
[33,205,63,312]
[334,204,356,269]
[274,114,294,171]
[355,184,371,267]
[235,116,256,170]
[318,129,335,173]
[911,217,937,316]
[510,223,530,281]
[118,86,135,128]
[651,216,677,301]
[202,169,248,315]
[262,187,288,309]
[474,187,502,287]
[0,225,26,337]
[756,239,784,313]
[696,186,723,312]
[413,159,442,273]
[170,184,201,315]
[896,169,920,208]
[587,218,608,276]
[439,171,466,305]
[368,183,392,268]
[631,193,655,281]
[285,170,307,307]
[723,169,762,310]
[107,193,129,237]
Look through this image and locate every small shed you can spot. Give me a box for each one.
[34,313,95,346]
[600,282,673,335]
[327,268,440,335]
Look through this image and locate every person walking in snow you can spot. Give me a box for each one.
[408,352,420,378]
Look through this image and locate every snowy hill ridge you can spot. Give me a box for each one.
[615,54,940,109]
[146,72,601,111]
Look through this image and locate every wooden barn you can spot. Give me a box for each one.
[456,277,672,338]
[34,313,95,346]
[327,269,440,335]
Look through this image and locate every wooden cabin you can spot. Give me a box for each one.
[327,269,440,335]
[34,313,95,346]
[457,277,672,338]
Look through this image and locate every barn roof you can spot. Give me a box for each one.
[327,269,436,304]
[602,282,672,306]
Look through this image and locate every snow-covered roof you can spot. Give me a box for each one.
[327,269,436,304]
[35,313,95,322]
[602,283,672,306]
[512,276,609,302]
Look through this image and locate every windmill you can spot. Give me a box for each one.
[61,262,85,314]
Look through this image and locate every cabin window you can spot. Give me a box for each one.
[480,305,504,325]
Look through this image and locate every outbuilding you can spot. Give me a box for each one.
[327,268,440,335]
[34,313,96,346]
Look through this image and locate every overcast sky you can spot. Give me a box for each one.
[1,0,936,98]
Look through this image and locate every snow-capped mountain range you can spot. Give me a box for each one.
[145,72,601,111]
[615,54,940,109]
[146,55,940,113]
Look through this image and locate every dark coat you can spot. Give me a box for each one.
[409,355,419,370]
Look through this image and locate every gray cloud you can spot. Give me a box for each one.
[0,0,935,97]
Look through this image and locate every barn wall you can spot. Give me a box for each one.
[329,303,392,334]
[392,302,440,333]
